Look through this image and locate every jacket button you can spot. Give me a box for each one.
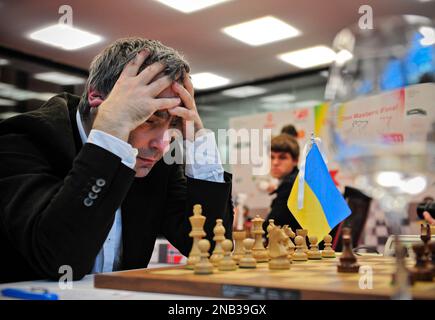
[88,192,98,200]
[92,185,102,193]
[96,179,106,187]
[84,198,94,207]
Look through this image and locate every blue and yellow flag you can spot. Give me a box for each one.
[287,143,351,241]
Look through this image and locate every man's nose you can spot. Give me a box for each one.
[150,133,170,153]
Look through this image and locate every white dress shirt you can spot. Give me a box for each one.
[75,111,224,273]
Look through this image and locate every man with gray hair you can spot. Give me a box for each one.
[0,38,233,283]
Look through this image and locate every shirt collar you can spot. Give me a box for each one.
[76,110,88,144]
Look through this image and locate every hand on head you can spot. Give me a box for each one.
[169,75,204,138]
[92,49,200,141]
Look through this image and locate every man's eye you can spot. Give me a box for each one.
[170,118,181,127]
[146,119,155,125]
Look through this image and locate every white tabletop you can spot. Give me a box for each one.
[0,264,216,300]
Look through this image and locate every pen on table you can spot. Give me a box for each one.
[1,287,59,300]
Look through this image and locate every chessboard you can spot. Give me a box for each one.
[94,254,435,299]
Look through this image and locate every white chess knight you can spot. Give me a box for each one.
[268,226,291,270]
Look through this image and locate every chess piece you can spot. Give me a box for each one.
[285,225,296,239]
[235,193,248,231]
[232,230,246,263]
[268,227,291,270]
[322,234,336,258]
[187,204,206,270]
[267,219,276,234]
[239,238,257,268]
[420,224,434,278]
[392,237,414,299]
[430,242,435,278]
[409,243,433,281]
[337,228,360,273]
[430,225,435,239]
[420,224,432,265]
[265,219,276,253]
[194,239,213,275]
[307,236,322,260]
[296,229,309,253]
[210,219,225,267]
[292,235,308,261]
[251,215,269,262]
[283,225,295,260]
[218,239,238,271]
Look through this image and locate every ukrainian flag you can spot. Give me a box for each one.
[287,143,351,241]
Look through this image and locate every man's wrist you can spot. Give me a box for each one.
[93,112,130,142]
[88,129,137,169]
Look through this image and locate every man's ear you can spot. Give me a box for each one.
[87,88,105,108]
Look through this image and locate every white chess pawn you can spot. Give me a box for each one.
[239,238,257,269]
[218,239,238,271]
[322,234,336,258]
[293,235,308,262]
[232,230,246,263]
[194,239,213,275]
[307,236,322,260]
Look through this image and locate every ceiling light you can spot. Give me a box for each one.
[278,46,336,69]
[0,98,16,106]
[0,112,20,119]
[400,176,427,195]
[29,24,102,50]
[376,171,403,187]
[0,82,56,101]
[261,94,296,103]
[335,49,353,66]
[0,82,13,90]
[293,100,322,107]
[222,86,267,98]
[260,99,321,111]
[198,105,219,112]
[34,72,86,85]
[155,0,231,13]
[191,72,230,89]
[260,103,289,111]
[34,92,57,101]
[0,58,9,66]
[320,70,329,78]
[222,16,301,46]
[419,26,435,46]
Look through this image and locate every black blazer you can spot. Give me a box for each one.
[263,167,301,232]
[0,93,233,283]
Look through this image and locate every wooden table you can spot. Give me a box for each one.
[95,254,435,299]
